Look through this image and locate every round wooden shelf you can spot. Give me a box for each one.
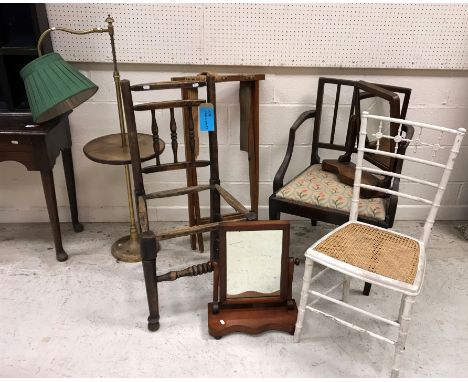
[83,133,164,165]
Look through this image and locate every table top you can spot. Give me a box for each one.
[171,73,265,83]
[83,133,163,165]
[0,113,66,136]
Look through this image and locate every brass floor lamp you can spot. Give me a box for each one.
[36,16,158,262]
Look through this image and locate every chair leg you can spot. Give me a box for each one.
[397,294,405,324]
[294,257,314,342]
[210,230,220,262]
[342,276,351,303]
[210,186,221,261]
[269,205,280,220]
[363,282,372,296]
[391,295,416,377]
[140,231,160,332]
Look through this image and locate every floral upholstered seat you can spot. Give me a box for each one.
[275,164,386,220]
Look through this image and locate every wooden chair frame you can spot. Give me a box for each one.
[121,74,255,331]
[294,112,466,377]
[270,77,413,229]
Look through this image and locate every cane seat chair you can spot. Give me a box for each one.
[120,74,255,331]
[294,112,465,377]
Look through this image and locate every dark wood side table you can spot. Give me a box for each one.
[0,113,83,262]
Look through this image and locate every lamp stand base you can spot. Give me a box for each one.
[111,234,141,262]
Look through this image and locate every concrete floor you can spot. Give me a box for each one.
[0,220,467,377]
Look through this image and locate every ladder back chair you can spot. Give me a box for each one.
[120,74,255,331]
[294,112,465,377]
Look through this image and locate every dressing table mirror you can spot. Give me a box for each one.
[208,220,298,339]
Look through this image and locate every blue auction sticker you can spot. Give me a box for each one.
[199,103,215,132]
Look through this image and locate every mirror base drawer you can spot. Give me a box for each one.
[207,301,297,339]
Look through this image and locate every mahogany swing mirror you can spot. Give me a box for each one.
[208,220,299,339]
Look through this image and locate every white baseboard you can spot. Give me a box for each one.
[0,204,467,223]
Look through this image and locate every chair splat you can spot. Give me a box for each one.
[330,83,341,144]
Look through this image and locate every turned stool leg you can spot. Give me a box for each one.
[140,231,160,331]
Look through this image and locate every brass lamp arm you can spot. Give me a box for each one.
[37,15,115,56]
[37,27,110,56]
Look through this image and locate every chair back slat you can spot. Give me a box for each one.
[130,80,205,92]
[359,184,433,205]
[150,109,161,166]
[359,166,439,188]
[361,148,447,169]
[346,87,360,148]
[330,84,341,144]
[134,99,205,111]
[338,87,361,163]
[350,112,466,247]
[169,108,178,163]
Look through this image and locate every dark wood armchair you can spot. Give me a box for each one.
[121,74,255,331]
[269,77,414,295]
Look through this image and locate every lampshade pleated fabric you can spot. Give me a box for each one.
[20,52,98,123]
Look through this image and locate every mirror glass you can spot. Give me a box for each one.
[226,229,283,298]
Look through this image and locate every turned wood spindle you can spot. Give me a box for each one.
[169,108,178,163]
[157,261,213,282]
[150,110,161,166]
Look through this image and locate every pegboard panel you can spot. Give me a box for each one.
[45,3,204,64]
[46,4,468,69]
[204,4,468,69]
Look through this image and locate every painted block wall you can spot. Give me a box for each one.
[1,64,467,223]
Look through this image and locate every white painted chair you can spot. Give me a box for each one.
[294,112,465,377]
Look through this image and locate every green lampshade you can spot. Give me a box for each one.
[20,52,98,123]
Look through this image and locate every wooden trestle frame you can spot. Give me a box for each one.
[171,73,264,252]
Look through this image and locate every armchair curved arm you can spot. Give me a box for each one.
[273,110,316,192]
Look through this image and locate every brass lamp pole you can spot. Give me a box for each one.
[37,16,157,262]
